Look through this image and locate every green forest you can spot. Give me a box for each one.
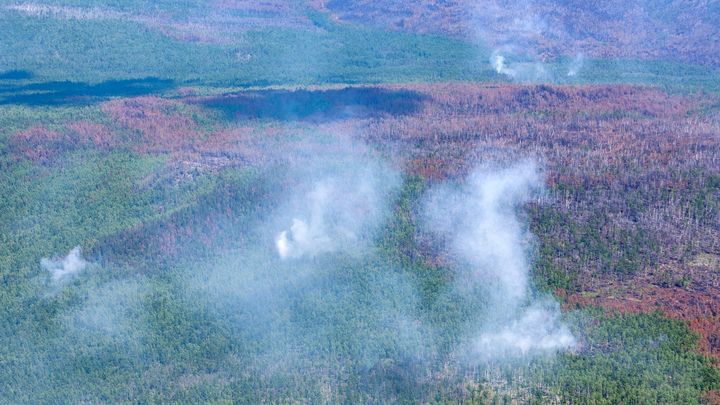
[1,1,720,404]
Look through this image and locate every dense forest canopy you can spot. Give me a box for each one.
[0,0,719,403]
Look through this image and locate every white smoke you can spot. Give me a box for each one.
[475,2,569,84]
[275,181,349,259]
[512,15,548,35]
[424,162,575,357]
[40,246,87,283]
[490,51,518,78]
[568,52,584,76]
[490,51,550,82]
[59,277,148,349]
[477,301,576,356]
[276,217,338,259]
[276,164,397,260]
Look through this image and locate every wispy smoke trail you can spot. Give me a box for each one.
[40,246,87,283]
[568,52,584,76]
[424,162,575,357]
[59,277,148,351]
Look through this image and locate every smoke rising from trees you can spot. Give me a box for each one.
[424,162,575,357]
[275,163,398,259]
[40,246,87,284]
[568,52,584,76]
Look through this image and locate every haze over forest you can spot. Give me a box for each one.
[0,0,719,404]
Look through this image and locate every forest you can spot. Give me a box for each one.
[1,1,720,404]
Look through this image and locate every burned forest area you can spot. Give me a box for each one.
[1,0,720,404]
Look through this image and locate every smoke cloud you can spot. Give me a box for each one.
[40,246,87,283]
[490,50,550,82]
[477,301,575,355]
[568,52,584,76]
[181,139,414,370]
[490,52,512,76]
[473,2,578,83]
[58,277,148,351]
[424,162,575,358]
[275,163,398,259]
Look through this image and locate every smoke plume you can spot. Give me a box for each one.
[490,50,550,82]
[59,277,148,352]
[40,246,87,283]
[275,163,398,259]
[568,52,584,76]
[181,141,410,370]
[477,301,575,356]
[490,52,515,77]
[424,162,575,358]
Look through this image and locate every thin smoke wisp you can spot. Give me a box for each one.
[568,52,584,76]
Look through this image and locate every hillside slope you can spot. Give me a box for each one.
[1,1,720,403]
[316,0,720,67]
